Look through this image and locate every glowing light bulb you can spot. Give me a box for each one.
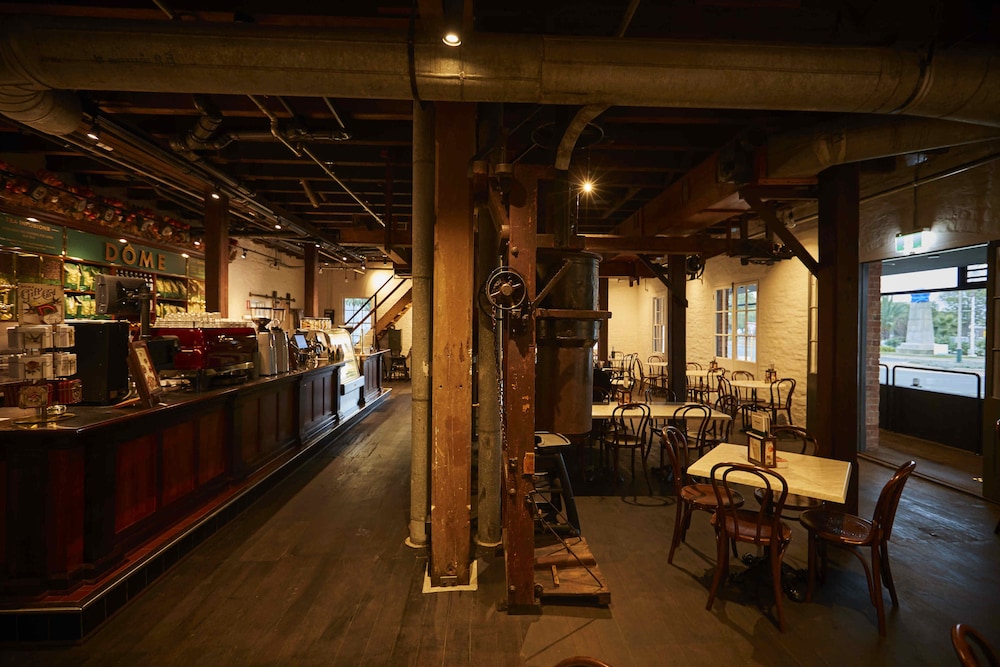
[581,180,594,194]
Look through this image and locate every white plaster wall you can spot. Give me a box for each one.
[606,228,817,426]
[226,239,304,327]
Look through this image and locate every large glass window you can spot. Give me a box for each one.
[715,282,757,361]
[652,296,664,353]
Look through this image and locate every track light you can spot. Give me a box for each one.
[210,188,221,201]
[442,31,461,46]
[442,0,463,46]
[241,249,248,259]
[85,122,100,141]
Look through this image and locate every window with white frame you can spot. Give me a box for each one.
[652,296,665,353]
[344,297,372,346]
[715,282,757,361]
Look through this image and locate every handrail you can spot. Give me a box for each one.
[888,364,983,399]
[878,363,889,385]
[344,275,411,335]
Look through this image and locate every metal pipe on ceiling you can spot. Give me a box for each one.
[0,15,997,128]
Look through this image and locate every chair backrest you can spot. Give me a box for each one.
[771,425,822,456]
[647,354,664,363]
[771,378,796,408]
[872,460,916,543]
[659,426,691,493]
[687,361,703,370]
[645,386,678,403]
[732,370,754,381]
[717,375,733,398]
[611,402,650,443]
[951,623,1000,667]
[553,657,613,667]
[710,462,789,543]
[677,403,711,448]
[710,395,738,443]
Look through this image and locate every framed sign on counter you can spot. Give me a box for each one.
[127,340,163,408]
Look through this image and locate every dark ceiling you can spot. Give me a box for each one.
[0,1,997,268]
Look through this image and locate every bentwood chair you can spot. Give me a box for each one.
[706,462,792,631]
[553,657,613,667]
[661,426,744,564]
[601,402,651,490]
[800,460,917,636]
[705,394,738,449]
[672,403,712,459]
[951,623,1000,667]
[766,378,796,426]
[753,425,825,517]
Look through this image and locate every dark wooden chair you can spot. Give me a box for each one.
[706,462,792,631]
[553,657,613,667]
[800,460,917,636]
[705,394,738,449]
[660,426,744,564]
[753,425,825,517]
[951,623,1000,667]
[766,378,796,425]
[672,403,712,459]
[601,402,651,490]
[731,370,754,381]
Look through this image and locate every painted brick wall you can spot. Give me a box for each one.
[865,262,882,451]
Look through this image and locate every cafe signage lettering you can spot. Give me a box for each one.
[105,242,167,271]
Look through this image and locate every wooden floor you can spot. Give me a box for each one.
[4,384,998,666]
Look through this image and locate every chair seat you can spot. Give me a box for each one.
[712,509,793,544]
[799,509,874,545]
[681,483,743,509]
[754,488,823,512]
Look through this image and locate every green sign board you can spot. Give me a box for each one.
[188,257,205,280]
[65,228,188,276]
[0,213,64,255]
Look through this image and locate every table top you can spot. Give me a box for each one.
[686,369,723,378]
[592,401,731,421]
[731,380,774,390]
[687,443,852,504]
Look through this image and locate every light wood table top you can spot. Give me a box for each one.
[687,443,852,504]
[591,402,731,421]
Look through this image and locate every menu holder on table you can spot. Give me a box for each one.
[746,411,776,467]
[127,340,163,408]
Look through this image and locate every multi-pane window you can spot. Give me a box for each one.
[715,282,757,361]
[652,296,665,353]
[344,297,372,346]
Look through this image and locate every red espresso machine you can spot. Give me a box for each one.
[151,318,257,387]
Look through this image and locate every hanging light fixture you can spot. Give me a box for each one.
[441,0,463,46]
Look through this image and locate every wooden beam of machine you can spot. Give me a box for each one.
[430,102,475,587]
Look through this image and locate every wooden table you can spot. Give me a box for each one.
[687,443,851,503]
[592,401,731,422]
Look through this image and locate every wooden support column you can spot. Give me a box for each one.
[304,245,319,317]
[666,255,688,403]
[503,165,543,611]
[816,164,861,514]
[204,190,230,317]
[429,102,475,587]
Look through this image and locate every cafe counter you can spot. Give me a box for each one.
[0,354,389,605]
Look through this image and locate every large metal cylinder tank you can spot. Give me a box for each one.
[534,249,602,435]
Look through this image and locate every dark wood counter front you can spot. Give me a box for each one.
[0,359,387,618]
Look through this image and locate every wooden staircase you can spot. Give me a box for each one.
[375,286,412,338]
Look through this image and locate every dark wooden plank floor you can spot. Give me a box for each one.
[3,384,998,666]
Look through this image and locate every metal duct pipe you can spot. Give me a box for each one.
[1,16,998,127]
[0,87,81,135]
[767,117,1000,178]
[169,93,223,154]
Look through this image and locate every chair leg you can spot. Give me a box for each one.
[706,526,729,611]
[668,500,685,564]
[870,544,887,637]
[879,541,899,607]
[770,540,785,632]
